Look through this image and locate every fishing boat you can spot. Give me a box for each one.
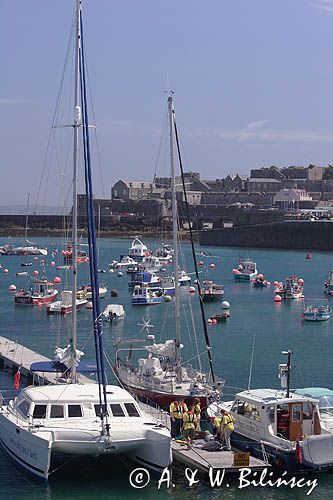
[139,255,162,273]
[207,352,333,473]
[115,94,223,409]
[128,237,150,262]
[154,243,173,264]
[201,280,224,302]
[324,270,333,296]
[0,1,171,480]
[102,304,126,322]
[14,279,58,305]
[128,271,162,290]
[233,257,258,281]
[274,276,304,299]
[131,284,163,306]
[302,301,331,322]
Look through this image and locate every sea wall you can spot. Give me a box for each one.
[199,221,333,250]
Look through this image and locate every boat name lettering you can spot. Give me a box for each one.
[9,437,38,461]
[130,467,318,494]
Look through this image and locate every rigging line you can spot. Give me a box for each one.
[34,9,76,213]
[152,106,168,184]
[172,103,216,386]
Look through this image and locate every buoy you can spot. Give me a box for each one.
[40,260,45,265]
[34,257,38,261]
[257,273,264,279]
[221,301,230,309]
[117,271,123,277]
[210,263,215,269]
[232,268,238,274]
[54,276,61,284]
[189,286,196,293]
[86,301,93,309]
[251,278,255,283]
[207,318,213,324]
[298,278,304,285]
[212,319,217,325]
[50,261,56,267]
[33,270,39,276]
[109,268,115,273]
[273,280,279,286]
[111,288,118,297]
[274,295,282,302]
[198,261,204,266]
[266,281,271,286]
[3,268,9,274]
[9,284,16,292]
[164,294,172,302]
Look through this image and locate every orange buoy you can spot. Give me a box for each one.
[50,261,56,267]
[9,284,16,292]
[33,270,39,276]
[210,263,215,269]
[189,286,196,293]
[3,268,9,274]
[54,276,61,284]
[207,318,213,324]
[274,295,282,302]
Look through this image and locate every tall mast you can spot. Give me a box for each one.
[24,192,30,241]
[70,0,81,383]
[168,94,181,370]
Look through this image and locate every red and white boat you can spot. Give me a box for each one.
[14,280,58,305]
[46,290,87,315]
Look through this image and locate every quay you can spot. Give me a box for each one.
[172,440,269,477]
[0,335,91,385]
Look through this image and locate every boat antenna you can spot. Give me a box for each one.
[281,350,293,398]
[247,333,256,391]
[172,96,216,386]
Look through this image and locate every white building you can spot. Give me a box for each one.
[273,189,312,210]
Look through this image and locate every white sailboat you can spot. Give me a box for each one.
[115,94,224,408]
[0,0,171,480]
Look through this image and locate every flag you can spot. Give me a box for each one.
[14,367,21,390]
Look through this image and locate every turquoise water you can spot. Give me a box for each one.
[0,237,333,499]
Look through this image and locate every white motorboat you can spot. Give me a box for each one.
[47,290,88,315]
[128,237,149,262]
[302,301,331,322]
[109,255,137,270]
[207,352,333,473]
[77,284,108,300]
[102,304,126,322]
[131,284,163,306]
[233,257,258,281]
[294,388,333,433]
[139,255,162,273]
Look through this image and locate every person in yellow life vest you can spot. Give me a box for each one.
[212,415,222,436]
[220,409,235,451]
[170,399,188,438]
[191,398,201,431]
[182,409,198,449]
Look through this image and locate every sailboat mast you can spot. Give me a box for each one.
[70,0,81,382]
[168,94,181,368]
[24,193,30,241]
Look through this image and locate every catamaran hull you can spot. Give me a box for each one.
[0,414,51,480]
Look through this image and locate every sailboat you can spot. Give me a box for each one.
[0,193,48,256]
[0,0,171,480]
[115,94,224,408]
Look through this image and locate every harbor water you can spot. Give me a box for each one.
[0,236,333,499]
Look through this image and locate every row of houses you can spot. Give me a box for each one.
[111,164,333,210]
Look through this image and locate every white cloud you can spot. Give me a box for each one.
[311,0,333,13]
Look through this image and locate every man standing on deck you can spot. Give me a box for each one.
[219,409,235,451]
[170,398,188,438]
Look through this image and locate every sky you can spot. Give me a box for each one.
[2,0,333,206]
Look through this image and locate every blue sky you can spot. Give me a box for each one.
[2,0,333,205]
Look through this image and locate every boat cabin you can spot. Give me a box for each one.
[11,385,142,423]
[230,389,321,442]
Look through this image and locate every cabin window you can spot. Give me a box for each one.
[94,404,108,417]
[110,403,125,417]
[124,403,140,417]
[292,404,301,422]
[302,402,313,420]
[33,404,47,419]
[68,404,82,417]
[50,405,64,418]
[18,400,30,418]
[268,406,275,423]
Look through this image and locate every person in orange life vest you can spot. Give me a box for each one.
[182,408,198,449]
[170,399,188,438]
[191,397,201,431]
[219,409,235,451]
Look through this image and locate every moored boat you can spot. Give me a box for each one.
[233,257,258,282]
[201,280,224,302]
[274,276,304,299]
[14,279,58,305]
[302,301,331,322]
[131,284,163,306]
